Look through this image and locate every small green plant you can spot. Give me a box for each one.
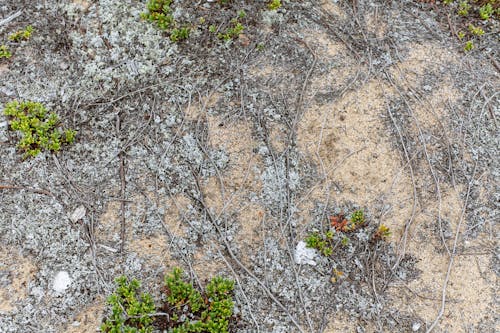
[141,0,190,42]
[458,0,471,16]
[341,235,350,247]
[3,101,76,158]
[444,0,454,5]
[464,40,474,51]
[237,10,246,19]
[479,3,494,19]
[163,267,235,333]
[305,231,333,256]
[468,23,485,36]
[373,224,392,241]
[141,0,175,30]
[170,27,190,42]
[346,209,365,231]
[101,276,156,333]
[268,0,282,10]
[9,25,33,42]
[217,16,245,41]
[0,45,12,59]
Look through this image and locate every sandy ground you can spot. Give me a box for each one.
[0,0,498,332]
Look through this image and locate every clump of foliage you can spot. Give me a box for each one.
[161,267,235,333]
[9,25,33,42]
[468,23,485,35]
[305,210,391,256]
[268,0,282,10]
[0,45,12,58]
[216,10,246,41]
[101,276,156,333]
[3,101,76,158]
[304,209,392,283]
[141,0,190,42]
[458,0,472,16]
[170,27,190,42]
[305,231,334,256]
[464,39,475,51]
[479,2,495,18]
[429,0,499,52]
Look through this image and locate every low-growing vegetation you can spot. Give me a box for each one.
[8,25,34,42]
[216,11,246,41]
[101,276,156,333]
[141,0,191,42]
[427,0,499,51]
[101,268,236,333]
[141,0,284,44]
[0,45,11,59]
[3,101,76,158]
[304,209,393,284]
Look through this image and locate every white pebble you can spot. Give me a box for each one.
[53,271,72,293]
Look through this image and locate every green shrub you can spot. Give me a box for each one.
[374,224,392,241]
[305,231,333,256]
[305,209,392,257]
[141,0,191,42]
[101,276,156,333]
[3,101,76,158]
[347,209,365,231]
[164,268,235,333]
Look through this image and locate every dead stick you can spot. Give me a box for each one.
[0,184,54,197]
[116,114,127,254]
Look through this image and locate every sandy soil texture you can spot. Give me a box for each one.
[0,0,498,332]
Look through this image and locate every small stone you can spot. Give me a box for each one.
[412,322,421,331]
[70,206,86,223]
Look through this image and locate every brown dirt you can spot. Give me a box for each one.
[297,25,496,330]
[63,298,105,333]
[0,247,37,313]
